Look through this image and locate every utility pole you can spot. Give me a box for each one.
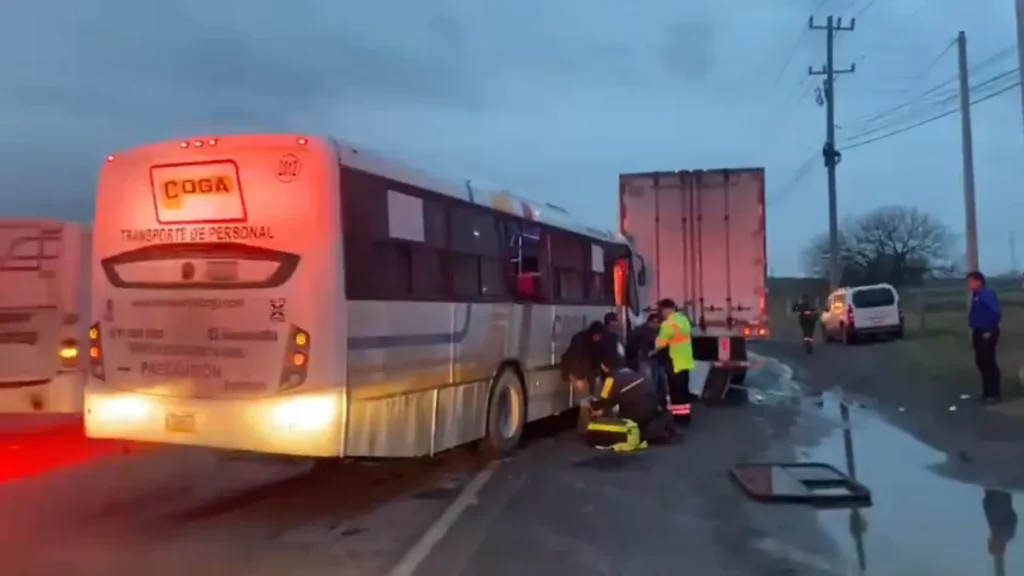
[957,31,979,278]
[809,16,856,291]
[1014,0,1024,142]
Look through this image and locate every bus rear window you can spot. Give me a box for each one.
[101,243,299,290]
[852,287,896,308]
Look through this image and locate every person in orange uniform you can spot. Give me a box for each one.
[654,298,695,424]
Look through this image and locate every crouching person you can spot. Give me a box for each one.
[586,341,678,447]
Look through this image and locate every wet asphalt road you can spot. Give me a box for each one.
[0,440,486,575]
[413,351,1024,576]
[1,346,1023,575]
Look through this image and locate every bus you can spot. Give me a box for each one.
[85,134,647,458]
[0,221,91,429]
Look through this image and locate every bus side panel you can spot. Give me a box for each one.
[344,300,464,458]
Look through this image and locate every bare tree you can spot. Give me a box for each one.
[800,205,955,287]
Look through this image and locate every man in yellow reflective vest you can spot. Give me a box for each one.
[655,298,695,423]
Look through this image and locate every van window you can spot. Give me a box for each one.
[852,287,895,308]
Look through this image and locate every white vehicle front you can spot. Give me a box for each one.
[85,135,344,457]
[0,221,90,423]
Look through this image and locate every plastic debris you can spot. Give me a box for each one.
[960,394,971,400]
[949,405,958,412]
[898,407,906,412]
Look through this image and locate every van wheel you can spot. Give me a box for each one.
[820,324,831,343]
[480,368,526,459]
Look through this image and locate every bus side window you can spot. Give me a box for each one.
[504,218,545,302]
[550,231,586,304]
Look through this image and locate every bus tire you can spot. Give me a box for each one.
[480,368,526,459]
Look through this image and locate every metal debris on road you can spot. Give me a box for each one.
[730,462,872,507]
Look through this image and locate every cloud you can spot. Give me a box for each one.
[0,0,1020,274]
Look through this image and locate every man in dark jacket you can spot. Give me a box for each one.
[590,338,677,444]
[624,313,660,371]
[792,293,818,341]
[968,271,1003,402]
[625,313,668,408]
[561,321,605,396]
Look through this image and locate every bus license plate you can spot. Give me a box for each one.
[165,413,195,433]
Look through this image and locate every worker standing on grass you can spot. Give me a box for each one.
[967,271,1003,402]
[654,298,695,421]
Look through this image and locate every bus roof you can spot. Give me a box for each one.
[334,138,624,244]
[103,134,625,246]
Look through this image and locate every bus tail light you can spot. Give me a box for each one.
[279,325,310,390]
[58,338,79,372]
[89,323,105,381]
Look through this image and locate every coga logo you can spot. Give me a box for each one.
[160,176,234,211]
[150,161,246,224]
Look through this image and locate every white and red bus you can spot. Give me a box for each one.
[86,134,647,458]
[0,220,90,431]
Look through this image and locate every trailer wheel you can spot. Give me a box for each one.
[480,368,526,459]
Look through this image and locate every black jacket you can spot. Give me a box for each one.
[793,301,818,329]
[590,367,660,426]
[561,329,598,381]
[624,324,657,371]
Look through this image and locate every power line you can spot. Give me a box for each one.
[841,80,1020,150]
[897,37,957,99]
[841,67,1019,142]
[770,151,818,203]
[840,44,1015,129]
[773,29,809,86]
[851,0,880,19]
[840,66,1018,140]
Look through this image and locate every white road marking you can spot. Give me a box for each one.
[386,460,500,576]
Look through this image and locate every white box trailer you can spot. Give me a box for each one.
[0,220,91,430]
[619,168,768,386]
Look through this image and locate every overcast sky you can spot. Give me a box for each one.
[1,0,1022,275]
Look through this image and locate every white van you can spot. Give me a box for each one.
[820,283,903,344]
[0,221,91,425]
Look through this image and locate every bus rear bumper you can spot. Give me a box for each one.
[0,372,85,415]
[84,386,344,458]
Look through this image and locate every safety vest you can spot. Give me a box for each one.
[656,312,694,373]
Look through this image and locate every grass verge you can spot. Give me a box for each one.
[897,308,1024,400]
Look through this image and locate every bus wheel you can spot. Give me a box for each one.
[480,369,525,459]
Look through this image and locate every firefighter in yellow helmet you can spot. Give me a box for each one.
[655,298,695,423]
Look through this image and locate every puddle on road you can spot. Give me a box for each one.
[795,392,1023,576]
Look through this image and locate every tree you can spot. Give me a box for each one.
[800,205,956,287]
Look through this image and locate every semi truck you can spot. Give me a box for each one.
[619,168,769,385]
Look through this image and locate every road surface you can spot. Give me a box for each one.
[0,349,1021,575]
